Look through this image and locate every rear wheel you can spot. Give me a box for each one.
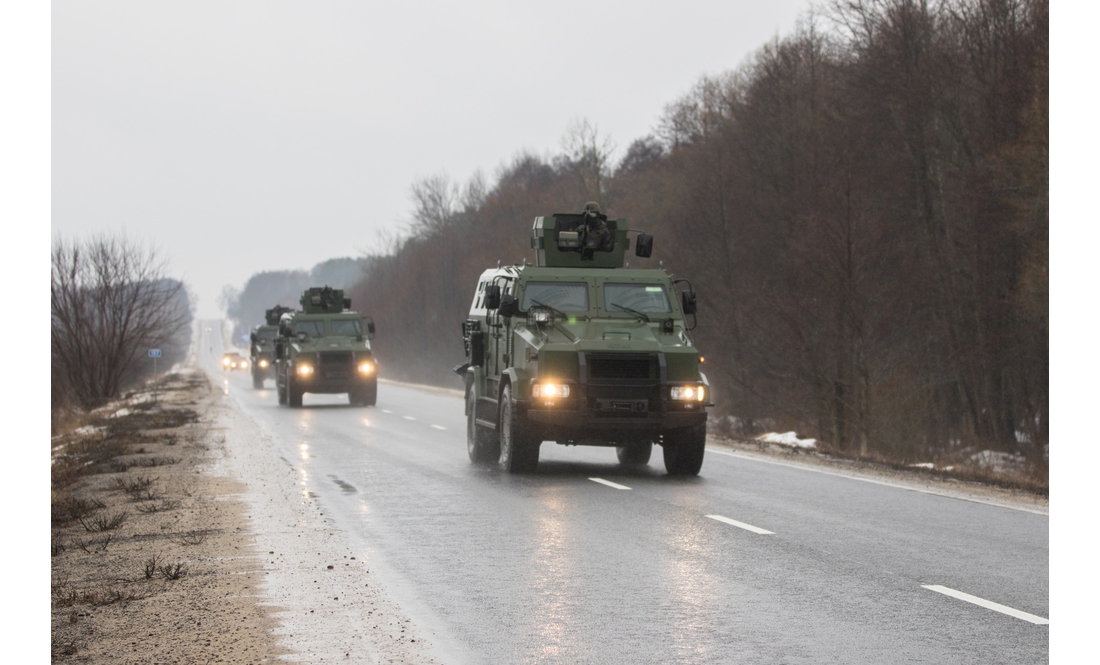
[467,388,498,462]
[616,441,653,466]
[498,384,539,473]
[662,424,706,476]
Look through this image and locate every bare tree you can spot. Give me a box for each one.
[559,118,616,203]
[52,234,191,409]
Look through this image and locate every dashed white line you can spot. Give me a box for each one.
[430,425,447,431]
[921,585,1049,625]
[589,477,631,490]
[705,514,775,535]
[403,416,417,421]
[381,409,393,414]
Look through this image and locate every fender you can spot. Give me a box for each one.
[500,366,532,401]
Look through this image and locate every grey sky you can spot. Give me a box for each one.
[53,0,811,318]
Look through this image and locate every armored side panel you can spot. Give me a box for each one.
[530,215,629,268]
[300,286,347,314]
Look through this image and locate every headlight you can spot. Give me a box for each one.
[297,364,314,376]
[222,358,230,366]
[240,361,248,368]
[670,385,706,401]
[527,308,554,327]
[259,359,268,368]
[358,362,374,374]
[531,382,570,399]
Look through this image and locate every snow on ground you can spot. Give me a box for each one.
[71,425,106,437]
[110,408,132,418]
[756,431,817,449]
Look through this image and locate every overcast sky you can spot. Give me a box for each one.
[54,0,812,318]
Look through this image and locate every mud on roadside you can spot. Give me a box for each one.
[50,368,287,664]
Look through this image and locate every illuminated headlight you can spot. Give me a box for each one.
[296,364,314,376]
[670,385,706,402]
[358,362,374,374]
[222,358,230,366]
[527,309,554,327]
[531,382,570,399]
[259,359,268,368]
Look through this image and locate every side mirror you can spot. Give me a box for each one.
[344,297,352,310]
[498,293,519,319]
[296,331,309,343]
[681,290,697,315]
[635,233,654,258]
[485,284,501,310]
[366,317,376,340]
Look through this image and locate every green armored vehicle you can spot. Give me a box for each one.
[274,287,377,407]
[249,305,292,389]
[456,205,711,475]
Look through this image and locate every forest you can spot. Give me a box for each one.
[238,0,1048,472]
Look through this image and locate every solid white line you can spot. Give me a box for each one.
[430,425,446,431]
[589,477,631,490]
[921,585,1048,625]
[705,514,775,535]
[706,448,1048,516]
[403,416,417,421]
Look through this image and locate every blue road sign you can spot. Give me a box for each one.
[148,349,162,358]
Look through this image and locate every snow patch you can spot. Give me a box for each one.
[71,425,106,436]
[111,408,133,418]
[969,450,1027,474]
[756,431,817,449]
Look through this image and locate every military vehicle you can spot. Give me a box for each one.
[455,207,711,475]
[273,287,377,407]
[249,306,292,389]
[221,352,247,371]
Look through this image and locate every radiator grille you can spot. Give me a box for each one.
[587,354,653,380]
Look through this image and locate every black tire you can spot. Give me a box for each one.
[277,372,288,405]
[349,383,376,407]
[662,424,706,476]
[467,388,498,463]
[252,371,263,389]
[364,382,377,407]
[498,384,539,473]
[288,375,303,408]
[616,441,653,466]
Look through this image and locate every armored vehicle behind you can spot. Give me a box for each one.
[274,287,377,407]
[249,305,292,389]
[456,208,711,475]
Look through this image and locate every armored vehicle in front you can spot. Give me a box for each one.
[456,205,711,475]
[274,287,377,407]
[249,305,292,389]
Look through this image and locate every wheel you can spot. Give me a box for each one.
[364,382,377,406]
[276,372,288,405]
[288,375,303,408]
[467,387,498,462]
[616,441,653,466]
[498,384,539,473]
[252,370,263,389]
[662,424,706,476]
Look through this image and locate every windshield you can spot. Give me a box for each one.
[521,282,589,311]
[603,283,672,313]
[330,319,363,336]
[256,328,278,341]
[293,320,325,337]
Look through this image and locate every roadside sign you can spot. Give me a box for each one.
[148,349,162,358]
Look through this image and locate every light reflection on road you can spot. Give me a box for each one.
[525,488,581,663]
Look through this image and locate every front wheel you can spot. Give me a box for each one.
[467,388,498,462]
[288,375,303,408]
[662,424,706,476]
[251,370,264,389]
[276,373,288,405]
[616,441,653,466]
[498,384,539,473]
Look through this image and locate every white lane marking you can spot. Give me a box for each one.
[589,477,631,490]
[381,409,393,414]
[706,514,775,535]
[921,585,1049,625]
[430,425,447,431]
[706,448,1048,516]
[403,416,417,421]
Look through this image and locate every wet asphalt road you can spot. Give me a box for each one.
[201,324,1048,664]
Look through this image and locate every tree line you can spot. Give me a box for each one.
[240,0,1047,470]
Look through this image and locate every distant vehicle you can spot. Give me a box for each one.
[274,287,377,407]
[221,352,248,371]
[204,327,212,332]
[249,306,292,389]
[456,206,711,475]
